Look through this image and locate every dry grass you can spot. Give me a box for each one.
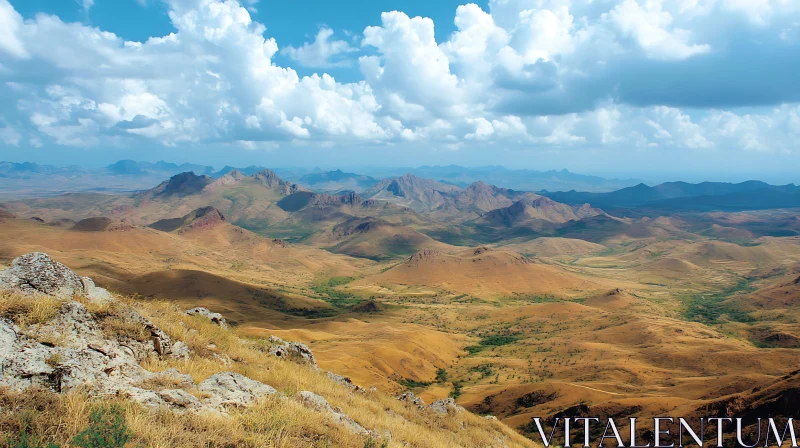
[0,291,62,328]
[0,294,535,448]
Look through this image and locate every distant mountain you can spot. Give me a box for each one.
[0,162,67,176]
[368,165,641,193]
[141,172,216,198]
[212,165,268,177]
[107,160,214,176]
[311,216,449,260]
[298,169,377,193]
[480,196,602,227]
[148,206,227,233]
[364,174,462,212]
[541,180,800,211]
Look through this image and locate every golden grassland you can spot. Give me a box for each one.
[0,291,534,448]
[3,215,800,443]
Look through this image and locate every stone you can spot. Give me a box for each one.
[1,301,148,395]
[0,252,86,299]
[264,335,317,369]
[327,372,364,392]
[80,277,114,302]
[297,391,377,437]
[158,389,203,411]
[396,391,425,407]
[427,398,464,416]
[198,372,277,409]
[186,307,229,329]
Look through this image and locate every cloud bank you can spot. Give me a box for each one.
[0,0,798,156]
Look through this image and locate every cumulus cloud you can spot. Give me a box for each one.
[0,0,797,158]
[283,28,357,68]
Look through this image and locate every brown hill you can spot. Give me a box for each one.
[364,174,461,212]
[140,171,215,198]
[72,217,134,232]
[312,216,451,260]
[148,206,226,233]
[353,246,601,299]
[481,196,602,227]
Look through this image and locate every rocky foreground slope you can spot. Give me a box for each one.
[0,252,532,447]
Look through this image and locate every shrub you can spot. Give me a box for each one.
[72,405,131,448]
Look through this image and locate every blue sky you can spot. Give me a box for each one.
[0,0,799,183]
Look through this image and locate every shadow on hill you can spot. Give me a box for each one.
[87,267,338,324]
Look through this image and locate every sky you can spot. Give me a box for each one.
[0,0,799,183]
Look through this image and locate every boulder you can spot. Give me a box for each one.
[297,391,377,437]
[396,391,425,407]
[327,372,364,393]
[263,335,317,369]
[117,308,187,360]
[1,301,148,394]
[186,307,229,329]
[81,277,114,302]
[0,252,113,303]
[198,372,277,409]
[158,389,203,411]
[427,398,464,416]
[0,253,86,299]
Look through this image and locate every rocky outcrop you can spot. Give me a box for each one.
[326,372,365,393]
[407,249,442,264]
[396,391,425,408]
[197,372,277,409]
[261,335,318,369]
[297,391,378,437]
[186,307,229,329]
[80,277,113,302]
[0,252,90,300]
[427,398,465,416]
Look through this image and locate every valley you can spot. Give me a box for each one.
[1,165,799,443]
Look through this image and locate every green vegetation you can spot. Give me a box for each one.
[398,378,433,389]
[72,405,131,448]
[465,334,521,355]
[449,381,464,399]
[683,279,756,324]
[469,364,494,379]
[435,368,448,383]
[312,277,364,308]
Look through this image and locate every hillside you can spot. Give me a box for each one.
[364,174,462,212]
[350,246,601,299]
[0,252,532,447]
[542,180,800,212]
[299,169,378,193]
[311,216,453,260]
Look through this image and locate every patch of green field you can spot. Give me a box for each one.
[683,279,756,324]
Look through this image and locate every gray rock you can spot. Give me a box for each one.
[297,391,377,437]
[0,253,86,299]
[427,397,464,416]
[117,308,185,360]
[327,372,364,392]
[198,372,277,409]
[1,301,148,394]
[396,391,425,407]
[264,335,317,369]
[186,307,229,329]
[158,389,202,411]
[80,277,113,302]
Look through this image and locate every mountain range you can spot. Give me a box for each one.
[542,180,800,212]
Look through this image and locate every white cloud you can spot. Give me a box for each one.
[0,0,797,159]
[0,124,21,146]
[283,28,357,68]
[606,0,710,60]
[0,0,28,58]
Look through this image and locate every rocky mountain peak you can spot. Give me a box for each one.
[148,172,214,198]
